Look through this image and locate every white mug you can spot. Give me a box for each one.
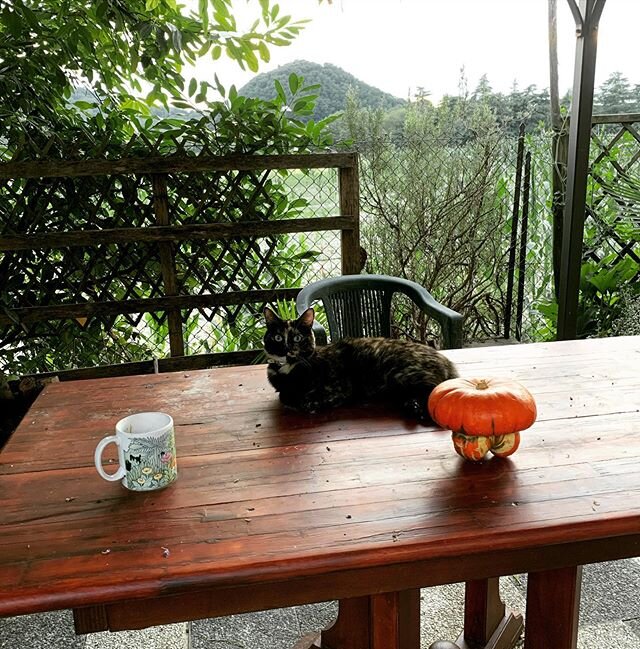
[94,412,178,491]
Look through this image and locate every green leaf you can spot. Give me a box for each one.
[288,73,299,94]
[292,99,311,112]
[214,74,226,97]
[259,0,270,21]
[244,49,259,73]
[138,21,154,38]
[199,0,209,33]
[197,40,211,56]
[274,79,287,104]
[258,41,270,63]
[4,9,23,36]
[288,198,308,209]
[188,78,197,97]
[20,5,38,28]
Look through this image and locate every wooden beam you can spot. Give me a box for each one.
[0,288,300,326]
[339,161,361,275]
[152,173,185,357]
[0,217,355,251]
[0,152,357,179]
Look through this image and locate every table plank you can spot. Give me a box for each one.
[1,337,640,619]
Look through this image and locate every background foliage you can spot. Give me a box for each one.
[2,0,640,379]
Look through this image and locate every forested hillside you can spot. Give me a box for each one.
[240,65,640,136]
[239,60,406,120]
[70,67,639,135]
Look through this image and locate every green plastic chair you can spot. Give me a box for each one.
[296,274,463,349]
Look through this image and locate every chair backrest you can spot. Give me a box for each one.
[296,275,426,341]
[316,282,394,339]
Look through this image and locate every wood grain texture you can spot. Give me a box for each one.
[0,153,358,179]
[0,217,355,253]
[1,337,640,623]
[152,173,184,357]
[524,566,582,649]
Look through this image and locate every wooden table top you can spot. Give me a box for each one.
[2,336,640,619]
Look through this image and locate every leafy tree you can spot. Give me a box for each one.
[344,90,510,342]
[0,1,340,381]
[595,72,638,114]
[0,0,312,152]
[472,75,493,103]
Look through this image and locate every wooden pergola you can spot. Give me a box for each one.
[557,0,607,339]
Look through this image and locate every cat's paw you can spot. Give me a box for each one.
[403,398,432,424]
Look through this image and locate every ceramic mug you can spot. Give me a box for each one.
[94,412,178,491]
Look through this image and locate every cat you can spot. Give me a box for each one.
[263,306,458,421]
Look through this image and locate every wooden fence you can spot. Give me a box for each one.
[0,153,361,380]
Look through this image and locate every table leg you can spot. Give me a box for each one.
[454,578,523,649]
[524,566,582,649]
[303,590,420,649]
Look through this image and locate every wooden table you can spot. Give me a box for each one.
[2,337,640,649]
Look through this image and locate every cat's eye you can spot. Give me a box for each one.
[274,334,283,342]
[293,334,302,342]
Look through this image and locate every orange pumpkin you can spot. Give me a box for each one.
[428,378,536,461]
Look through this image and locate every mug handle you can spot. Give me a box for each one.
[94,435,126,482]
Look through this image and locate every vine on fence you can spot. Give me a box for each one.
[0,74,343,376]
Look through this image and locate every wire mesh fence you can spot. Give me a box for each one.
[0,155,355,377]
[3,114,639,378]
[351,124,556,346]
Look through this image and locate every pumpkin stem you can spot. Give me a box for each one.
[475,379,490,390]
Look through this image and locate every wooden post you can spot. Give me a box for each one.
[339,154,361,276]
[454,578,523,649]
[152,173,185,357]
[313,590,420,649]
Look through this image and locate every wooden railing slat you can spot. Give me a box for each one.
[0,217,355,251]
[0,152,358,179]
[0,289,300,326]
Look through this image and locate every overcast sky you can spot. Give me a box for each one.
[198,0,640,101]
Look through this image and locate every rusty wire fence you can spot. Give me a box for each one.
[351,124,556,346]
[0,154,357,379]
[351,114,640,346]
[3,115,638,379]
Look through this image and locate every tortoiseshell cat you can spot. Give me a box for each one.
[263,307,458,421]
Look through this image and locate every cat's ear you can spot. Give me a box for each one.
[296,307,315,328]
[264,307,281,326]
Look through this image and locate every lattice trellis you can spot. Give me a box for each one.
[586,115,640,273]
[0,150,360,378]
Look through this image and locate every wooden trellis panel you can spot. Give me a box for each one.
[0,153,360,379]
[585,114,640,271]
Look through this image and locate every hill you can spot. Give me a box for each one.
[239,60,406,121]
